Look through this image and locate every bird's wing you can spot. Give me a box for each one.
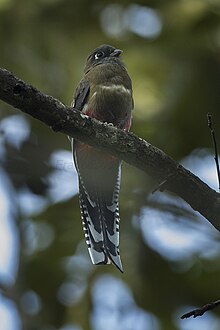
[70,78,90,165]
[72,79,90,111]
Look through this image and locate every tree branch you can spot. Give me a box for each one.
[181,300,220,319]
[207,113,220,191]
[0,68,220,230]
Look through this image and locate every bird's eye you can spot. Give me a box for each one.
[94,51,104,60]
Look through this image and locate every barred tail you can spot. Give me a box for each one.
[72,139,123,272]
[78,176,123,273]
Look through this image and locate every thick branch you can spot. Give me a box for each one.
[0,68,220,229]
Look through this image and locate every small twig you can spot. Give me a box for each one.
[152,173,175,194]
[181,299,220,319]
[207,113,220,191]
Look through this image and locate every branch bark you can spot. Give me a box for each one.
[0,68,220,229]
[181,300,220,319]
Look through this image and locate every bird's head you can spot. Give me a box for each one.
[84,44,123,73]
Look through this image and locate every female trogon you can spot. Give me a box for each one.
[71,45,133,272]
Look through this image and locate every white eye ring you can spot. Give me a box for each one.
[95,51,104,60]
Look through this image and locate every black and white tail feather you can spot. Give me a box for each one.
[72,139,123,272]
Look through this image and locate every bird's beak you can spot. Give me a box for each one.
[110,49,122,57]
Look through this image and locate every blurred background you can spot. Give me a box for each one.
[0,0,220,329]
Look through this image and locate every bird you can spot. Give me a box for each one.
[71,44,133,272]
